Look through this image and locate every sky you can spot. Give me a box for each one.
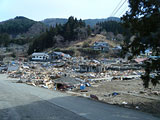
[0,0,129,22]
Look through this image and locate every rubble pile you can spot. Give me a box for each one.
[0,49,159,115]
[1,55,159,115]
[5,57,146,92]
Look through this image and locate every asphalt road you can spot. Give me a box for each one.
[0,74,159,120]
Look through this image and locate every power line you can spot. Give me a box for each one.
[112,0,128,17]
[117,5,129,17]
[119,8,130,17]
[110,0,124,17]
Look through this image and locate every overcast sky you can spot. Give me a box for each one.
[0,0,129,21]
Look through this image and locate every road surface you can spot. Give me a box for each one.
[0,74,159,120]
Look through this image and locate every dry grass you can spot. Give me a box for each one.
[69,34,120,48]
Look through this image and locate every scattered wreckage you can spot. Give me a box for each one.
[4,56,145,93]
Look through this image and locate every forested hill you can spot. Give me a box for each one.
[42,18,68,27]
[0,16,46,36]
[84,17,120,27]
[0,16,124,50]
[42,17,120,27]
[0,16,120,36]
[28,16,90,54]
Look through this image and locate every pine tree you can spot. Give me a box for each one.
[121,0,160,88]
[87,25,91,36]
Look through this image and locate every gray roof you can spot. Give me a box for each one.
[32,53,48,56]
[53,52,71,58]
[53,52,63,55]
[94,42,109,47]
[54,77,80,85]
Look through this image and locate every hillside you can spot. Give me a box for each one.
[73,34,120,48]
[42,17,120,27]
[0,16,123,56]
[49,34,122,58]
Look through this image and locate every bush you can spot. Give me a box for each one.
[53,48,75,56]
[82,41,90,48]
[60,49,75,56]
[54,48,61,52]
[11,53,16,58]
[78,48,100,56]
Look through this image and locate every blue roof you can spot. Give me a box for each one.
[54,52,63,55]
[149,56,160,59]
[145,49,151,53]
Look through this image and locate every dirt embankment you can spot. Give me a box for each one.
[73,79,160,116]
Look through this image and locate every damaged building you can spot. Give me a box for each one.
[79,64,106,73]
[54,77,81,90]
[49,52,71,60]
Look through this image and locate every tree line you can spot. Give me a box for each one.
[0,16,126,54]
[96,21,127,35]
[28,16,92,54]
[0,16,36,35]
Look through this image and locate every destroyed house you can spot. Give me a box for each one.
[92,42,109,52]
[49,52,71,60]
[112,46,122,53]
[8,43,28,53]
[54,77,80,90]
[134,58,147,64]
[79,64,105,73]
[31,53,49,61]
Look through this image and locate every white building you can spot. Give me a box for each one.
[31,53,49,61]
[93,42,109,52]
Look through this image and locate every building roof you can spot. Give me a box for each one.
[134,58,147,63]
[54,77,80,86]
[53,52,71,58]
[53,52,64,55]
[94,42,109,47]
[32,52,48,56]
[149,56,160,59]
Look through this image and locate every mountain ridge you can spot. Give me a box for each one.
[42,17,120,27]
[0,16,47,38]
[0,16,121,39]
